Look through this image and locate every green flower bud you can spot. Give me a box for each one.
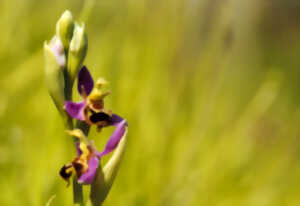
[56,10,75,50]
[90,129,128,205]
[67,23,88,84]
[44,36,66,113]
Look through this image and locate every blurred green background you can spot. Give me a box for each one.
[1,0,300,205]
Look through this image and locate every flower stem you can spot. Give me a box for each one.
[64,69,74,101]
[62,62,85,205]
[71,123,85,206]
[72,121,90,206]
[63,113,85,206]
[73,178,84,206]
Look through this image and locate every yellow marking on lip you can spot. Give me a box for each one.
[66,166,74,174]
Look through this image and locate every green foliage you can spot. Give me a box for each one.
[1,0,300,205]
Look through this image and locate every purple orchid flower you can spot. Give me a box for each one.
[60,119,127,185]
[65,66,116,130]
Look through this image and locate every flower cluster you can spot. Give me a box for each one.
[60,66,128,185]
[44,10,128,205]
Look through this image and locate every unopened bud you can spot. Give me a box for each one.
[44,37,66,113]
[67,23,88,84]
[56,10,75,50]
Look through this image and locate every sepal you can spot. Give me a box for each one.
[90,129,128,205]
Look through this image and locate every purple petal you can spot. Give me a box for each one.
[110,114,124,126]
[107,114,129,127]
[65,101,86,121]
[78,156,99,184]
[78,66,94,96]
[97,120,127,158]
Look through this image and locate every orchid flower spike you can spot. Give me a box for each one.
[64,66,119,131]
[60,119,128,185]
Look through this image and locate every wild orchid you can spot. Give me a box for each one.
[60,119,127,185]
[44,10,128,206]
[65,66,122,131]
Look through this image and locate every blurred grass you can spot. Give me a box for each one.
[1,0,300,205]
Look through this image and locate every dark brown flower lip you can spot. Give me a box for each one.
[89,111,111,123]
[59,163,73,185]
[83,107,113,127]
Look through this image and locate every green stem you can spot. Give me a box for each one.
[76,120,90,135]
[64,70,74,101]
[62,61,85,205]
[73,178,84,206]
[70,121,85,206]
[63,112,85,206]
[73,121,90,206]
[64,117,85,206]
